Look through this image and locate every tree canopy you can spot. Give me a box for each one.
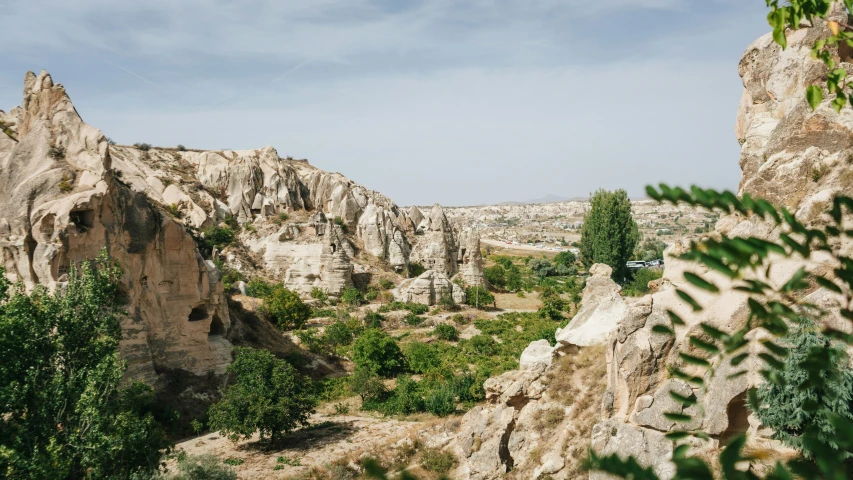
[0,251,170,479]
[579,189,639,281]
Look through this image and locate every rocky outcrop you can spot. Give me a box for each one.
[0,71,231,384]
[395,269,466,306]
[555,263,627,347]
[411,204,459,275]
[457,228,487,287]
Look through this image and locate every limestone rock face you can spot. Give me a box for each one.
[0,71,231,384]
[519,339,554,370]
[411,204,459,275]
[395,269,466,306]
[457,228,487,287]
[555,263,627,347]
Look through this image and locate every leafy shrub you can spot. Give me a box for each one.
[404,343,442,373]
[332,216,348,233]
[294,328,325,354]
[621,268,662,297]
[434,323,459,341]
[350,367,386,402]
[363,311,385,329]
[197,226,235,258]
[176,144,187,151]
[222,458,244,466]
[167,203,182,217]
[381,376,424,415]
[273,212,289,226]
[48,145,65,159]
[260,285,311,330]
[465,286,494,309]
[406,262,425,278]
[340,287,363,307]
[423,385,456,416]
[208,347,316,443]
[464,334,499,356]
[484,264,506,288]
[324,321,355,347]
[133,142,152,151]
[753,326,853,458]
[421,448,456,473]
[403,312,424,326]
[310,287,328,302]
[170,454,237,480]
[377,301,429,315]
[352,329,405,377]
[528,258,555,278]
[379,278,395,290]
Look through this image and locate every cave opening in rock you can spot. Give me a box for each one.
[70,209,95,231]
[458,248,466,264]
[719,391,750,447]
[188,305,208,322]
[329,243,336,253]
[209,313,225,336]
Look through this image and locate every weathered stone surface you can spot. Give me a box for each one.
[589,420,674,480]
[0,71,231,384]
[395,269,465,306]
[519,339,554,371]
[555,263,627,347]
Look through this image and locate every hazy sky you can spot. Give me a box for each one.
[1,0,769,206]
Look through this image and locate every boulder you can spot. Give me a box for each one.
[555,263,627,347]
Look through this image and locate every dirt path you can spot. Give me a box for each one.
[172,410,430,479]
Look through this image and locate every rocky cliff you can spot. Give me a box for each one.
[450,6,853,478]
[0,70,485,386]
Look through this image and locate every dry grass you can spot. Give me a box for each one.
[543,344,608,478]
[494,291,540,310]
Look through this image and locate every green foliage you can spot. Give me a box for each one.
[167,203,182,218]
[484,264,506,288]
[634,238,667,262]
[537,286,565,320]
[404,343,443,373]
[363,311,386,329]
[591,184,853,479]
[420,448,456,473]
[553,250,578,276]
[434,323,459,341]
[465,285,494,309]
[377,301,429,315]
[579,189,640,281]
[403,312,425,326]
[59,175,73,193]
[423,384,456,416]
[340,287,363,307]
[208,347,316,443]
[378,278,395,290]
[622,268,663,297]
[753,326,853,457]
[176,144,187,151]
[260,284,311,330]
[352,329,406,377]
[406,262,426,278]
[0,251,170,479]
[168,454,237,480]
[133,142,152,151]
[350,367,386,402]
[528,258,555,278]
[310,286,328,302]
[325,321,356,347]
[246,279,275,298]
[196,226,235,258]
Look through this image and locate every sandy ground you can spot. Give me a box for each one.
[171,408,430,479]
[493,291,541,311]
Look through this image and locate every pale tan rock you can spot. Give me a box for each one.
[555,263,627,347]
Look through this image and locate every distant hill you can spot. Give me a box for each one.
[499,194,586,205]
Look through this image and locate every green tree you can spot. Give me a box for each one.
[465,285,494,309]
[553,250,578,276]
[634,238,667,262]
[753,326,853,457]
[0,251,170,479]
[324,321,355,347]
[434,323,459,341]
[528,258,555,279]
[484,264,506,288]
[579,189,639,281]
[208,347,316,443]
[404,343,442,374]
[340,287,363,307]
[352,329,405,377]
[260,284,311,330]
[505,266,523,291]
[350,366,387,403]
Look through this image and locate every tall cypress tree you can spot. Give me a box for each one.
[579,189,639,281]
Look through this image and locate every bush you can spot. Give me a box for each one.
[405,343,442,373]
[333,216,348,233]
[621,268,662,297]
[379,278,395,290]
[421,449,456,473]
[363,311,386,329]
[465,334,499,356]
[753,327,853,458]
[350,367,386,402]
[133,142,152,151]
[208,347,316,443]
[406,262,425,278]
[423,385,456,416]
[176,144,187,151]
[403,312,424,326]
[197,226,235,258]
[434,323,459,341]
[340,287,363,307]
[484,264,506,288]
[246,279,275,298]
[260,284,311,330]
[352,329,405,377]
[383,376,424,415]
[170,454,237,480]
[465,286,494,309]
[325,321,355,347]
[377,301,429,315]
[528,258,555,279]
[310,287,328,303]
